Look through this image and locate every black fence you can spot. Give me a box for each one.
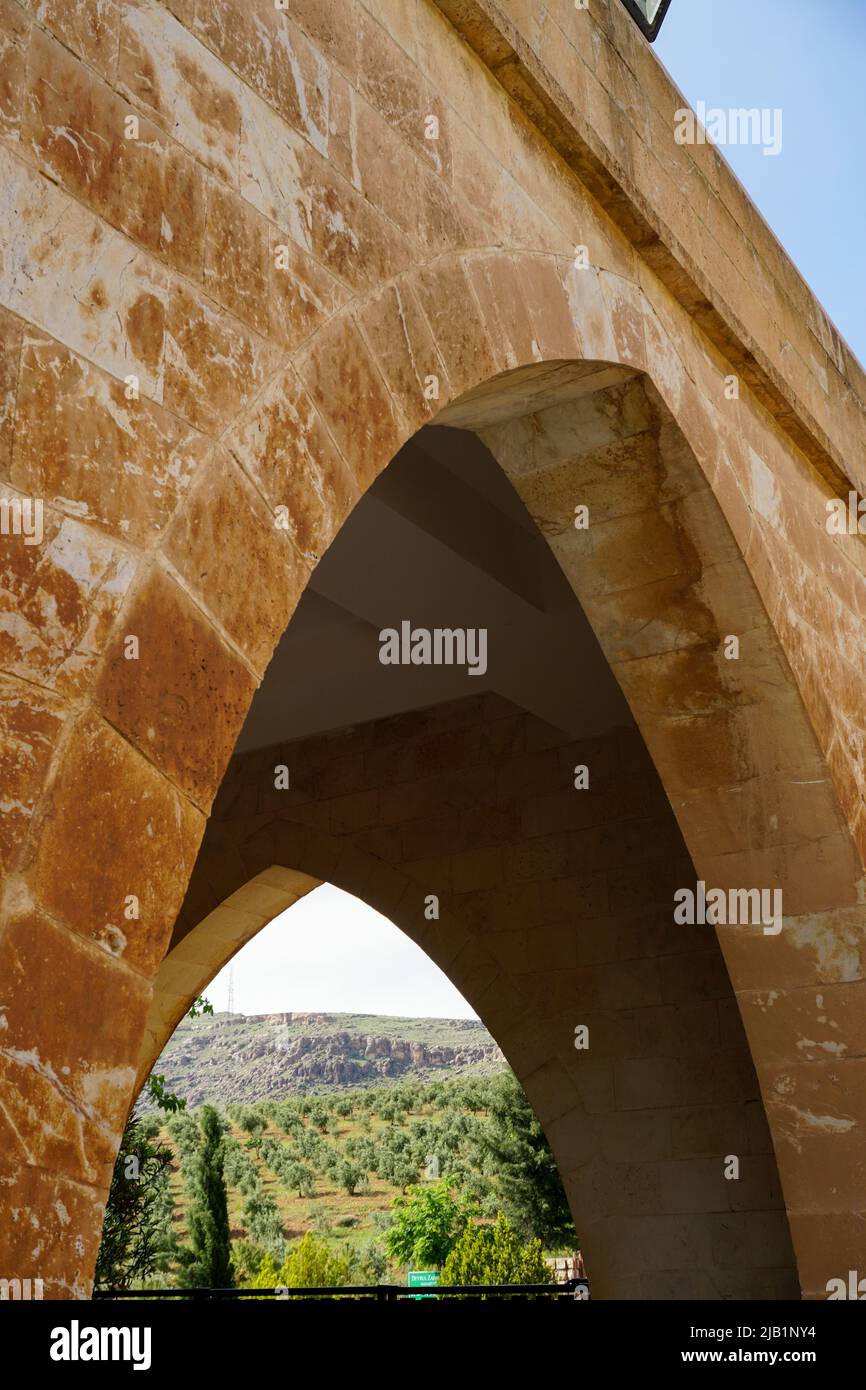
[94,1280,590,1301]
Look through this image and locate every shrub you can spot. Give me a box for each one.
[355,1241,388,1285]
[439,1212,552,1288]
[251,1234,350,1291]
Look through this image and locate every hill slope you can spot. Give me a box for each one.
[147,1011,505,1107]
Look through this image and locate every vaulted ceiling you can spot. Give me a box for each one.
[237,421,632,751]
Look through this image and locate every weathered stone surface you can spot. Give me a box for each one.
[163,280,283,435]
[118,0,242,184]
[21,709,204,972]
[357,280,447,433]
[297,312,403,490]
[267,224,347,353]
[271,0,360,79]
[0,504,136,697]
[93,563,257,807]
[0,1157,106,1298]
[23,27,207,279]
[11,334,208,545]
[0,0,29,149]
[348,95,465,254]
[412,258,499,401]
[0,302,21,473]
[225,372,359,561]
[163,0,197,26]
[0,673,67,876]
[20,0,120,83]
[195,0,335,159]
[164,446,311,671]
[0,144,169,399]
[203,180,269,335]
[238,81,415,292]
[0,908,151,1186]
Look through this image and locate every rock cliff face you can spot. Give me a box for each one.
[145,1011,505,1107]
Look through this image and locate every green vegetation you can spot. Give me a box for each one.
[93,1116,175,1292]
[251,1233,351,1291]
[98,1070,578,1291]
[177,1106,234,1289]
[440,1212,552,1288]
[385,1181,467,1267]
[473,1072,575,1247]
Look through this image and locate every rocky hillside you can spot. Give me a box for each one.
[145,1011,505,1108]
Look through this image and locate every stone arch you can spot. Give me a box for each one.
[1,242,862,1300]
[139,814,527,1094]
[128,318,864,1298]
[134,865,323,1097]
[0,0,863,1300]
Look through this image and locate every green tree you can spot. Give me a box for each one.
[94,1116,175,1291]
[232,1239,268,1285]
[384,1180,466,1268]
[178,1105,234,1288]
[238,1106,265,1137]
[390,1155,419,1194]
[252,1233,350,1290]
[440,1212,552,1287]
[285,1160,316,1198]
[242,1189,284,1250]
[337,1158,364,1196]
[310,1101,331,1133]
[346,1135,377,1170]
[167,1110,200,1169]
[473,1071,576,1247]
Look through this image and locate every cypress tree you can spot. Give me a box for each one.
[179,1105,234,1288]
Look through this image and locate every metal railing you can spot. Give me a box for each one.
[95,1280,589,1300]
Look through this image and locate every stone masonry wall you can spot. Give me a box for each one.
[0,0,864,1299]
[164,691,798,1299]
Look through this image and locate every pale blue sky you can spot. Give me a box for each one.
[212,0,862,1022]
[656,0,865,363]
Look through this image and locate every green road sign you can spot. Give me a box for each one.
[408,1270,439,1299]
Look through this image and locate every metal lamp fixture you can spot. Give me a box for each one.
[619,0,673,43]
